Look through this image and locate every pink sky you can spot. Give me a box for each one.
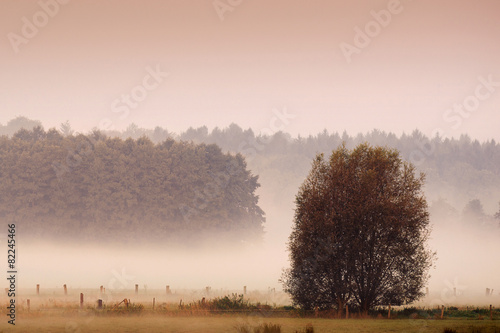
[1,0,499,141]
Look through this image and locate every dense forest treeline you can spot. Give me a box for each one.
[107,121,500,223]
[0,121,264,243]
[1,117,499,241]
[93,121,500,222]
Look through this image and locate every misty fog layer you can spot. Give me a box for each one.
[16,181,500,306]
[425,212,500,305]
[2,123,499,306]
[18,240,288,293]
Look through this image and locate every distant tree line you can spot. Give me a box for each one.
[0,116,43,136]
[1,117,499,228]
[166,123,500,223]
[431,197,500,227]
[4,117,499,177]
[0,125,264,243]
[100,122,500,177]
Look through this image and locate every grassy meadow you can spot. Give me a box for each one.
[1,314,500,333]
[1,289,499,332]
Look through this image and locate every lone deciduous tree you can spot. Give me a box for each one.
[282,143,435,314]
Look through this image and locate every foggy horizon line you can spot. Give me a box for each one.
[3,116,499,144]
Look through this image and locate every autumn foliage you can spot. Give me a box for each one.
[282,143,435,313]
[0,127,264,243]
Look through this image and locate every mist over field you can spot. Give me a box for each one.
[19,240,288,292]
[3,121,498,307]
[14,170,500,305]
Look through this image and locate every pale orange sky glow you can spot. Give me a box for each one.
[1,0,499,140]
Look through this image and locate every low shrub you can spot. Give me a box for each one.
[182,294,255,311]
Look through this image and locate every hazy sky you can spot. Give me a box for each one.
[1,0,499,141]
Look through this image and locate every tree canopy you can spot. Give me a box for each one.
[0,127,264,244]
[94,121,500,217]
[282,143,435,313]
[4,118,500,218]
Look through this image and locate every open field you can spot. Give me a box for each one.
[1,314,499,333]
[2,289,499,332]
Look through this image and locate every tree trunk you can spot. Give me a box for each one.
[337,298,345,318]
[361,301,370,316]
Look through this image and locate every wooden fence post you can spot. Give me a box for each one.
[441,305,444,319]
[36,284,40,295]
[490,305,493,321]
[63,284,67,295]
[166,285,171,294]
[388,304,391,319]
[346,304,349,319]
[135,284,138,294]
[100,285,103,294]
[97,299,103,309]
[80,293,84,309]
